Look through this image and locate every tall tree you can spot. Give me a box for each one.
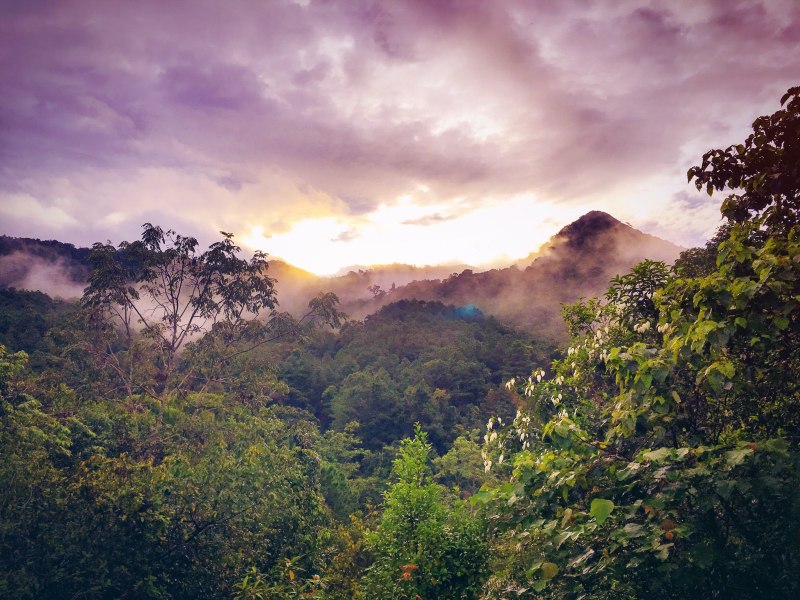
[82,224,342,396]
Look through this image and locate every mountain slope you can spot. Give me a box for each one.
[353,211,683,338]
[0,211,683,338]
[0,235,89,298]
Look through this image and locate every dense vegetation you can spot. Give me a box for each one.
[1,87,798,598]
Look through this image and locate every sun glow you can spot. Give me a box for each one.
[243,196,586,276]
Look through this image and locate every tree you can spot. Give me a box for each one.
[83,224,343,396]
[83,224,275,395]
[688,86,800,233]
[329,368,402,451]
[0,347,331,599]
[476,86,800,598]
[361,426,488,599]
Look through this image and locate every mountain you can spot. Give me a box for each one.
[0,235,90,299]
[344,211,683,338]
[524,210,681,269]
[269,260,473,316]
[0,212,683,337]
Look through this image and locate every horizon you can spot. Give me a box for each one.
[1,208,680,279]
[2,1,799,274]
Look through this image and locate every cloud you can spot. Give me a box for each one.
[332,229,360,243]
[402,213,457,226]
[1,0,799,267]
[0,194,79,231]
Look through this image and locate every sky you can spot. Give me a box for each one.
[1,0,799,275]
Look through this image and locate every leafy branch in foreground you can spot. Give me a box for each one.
[476,86,800,599]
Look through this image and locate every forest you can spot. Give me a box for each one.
[1,87,798,599]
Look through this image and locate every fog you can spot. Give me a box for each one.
[0,251,86,300]
[0,212,684,340]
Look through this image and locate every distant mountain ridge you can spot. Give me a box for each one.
[337,211,683,338]
[0,211,683,338]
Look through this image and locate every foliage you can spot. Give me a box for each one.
[317,422,381,520]
[310,300,547,452]
[0,347,329,599]
[82,224,343,397]
[233,559,322,600]
[672,224,731,278]
[476,86,800,599]
[0,289,73,358]
[433,432,496,495]
[361,426,489,599]
[687,86,800,232]
[83,224,276,394]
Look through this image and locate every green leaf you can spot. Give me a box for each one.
[762,438,789,454]
[642,447,670,464]
[469,490,493,506]
[540,562,559,580]
[774,316,789,330]
[637,372,653,390]
[725,447,754,467]
[590,498,615,524]
[525,561,542,578]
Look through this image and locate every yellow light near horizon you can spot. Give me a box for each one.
[242,197,586,276]
[243,218,354,275]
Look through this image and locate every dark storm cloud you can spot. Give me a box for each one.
[0,0,798,249]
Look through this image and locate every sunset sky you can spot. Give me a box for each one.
[2,0,799,274]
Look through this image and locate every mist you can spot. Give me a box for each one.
[328,211,684,339]
[0,251,86,300]
[0,212,684,340]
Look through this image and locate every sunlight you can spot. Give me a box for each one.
[243,196,587,275]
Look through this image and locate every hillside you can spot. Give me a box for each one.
[266,260,473,316]
[349,211,683,338]
[0,211,682,338]
[0,235,90,298]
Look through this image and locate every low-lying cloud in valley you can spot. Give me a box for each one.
[0,251,86,300]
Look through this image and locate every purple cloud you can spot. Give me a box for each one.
[0,0,798,257]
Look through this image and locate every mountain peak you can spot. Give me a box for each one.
[554,211,626,246]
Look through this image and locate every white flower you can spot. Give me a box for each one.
[485,460,493,473]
